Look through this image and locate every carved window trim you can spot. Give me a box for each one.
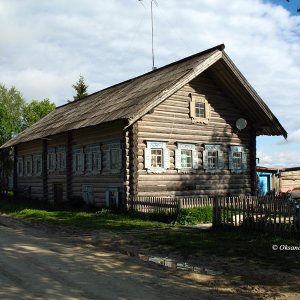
[144,141,170,174]
[175,143,198,173]
[190,94,211,124]
[203,144,224,173]
[229,145,247,173]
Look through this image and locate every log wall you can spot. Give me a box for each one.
[280,168,300,189]
[135,71,254,197]
[15,121,125,206]
[17,140,44,200]
[71,121,125,206]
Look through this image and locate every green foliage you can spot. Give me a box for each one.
[0,84,25,145]
[72,74,88,101]
[174,207,213,225]
[0,84,56,146]
[23,99,56,128]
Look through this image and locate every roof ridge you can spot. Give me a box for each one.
[56,44,225,110]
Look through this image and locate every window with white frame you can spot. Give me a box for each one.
[144,141,170,173]
[73,147,85,174]
[17,157,24,177]
[175,143,198,172]
[229,145,247,173]
[203,144,224,172]
[56,146,66,170]
[190,94,211,124]
[87,144,101,174]
[47,148,56,171]
[24,155,33,176]
[33,154,42,176]
[106,142,122,172]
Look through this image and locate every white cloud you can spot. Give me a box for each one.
[257,150,300,168]
[0,0,299,167]
[284,129,300,144]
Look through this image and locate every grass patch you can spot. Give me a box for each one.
[174,207,213,225]
[137,227,300,268]
[0,197,170,231]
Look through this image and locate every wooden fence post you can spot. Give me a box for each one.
[213,196,221,227]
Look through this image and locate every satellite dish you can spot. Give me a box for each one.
[236,118,247,130]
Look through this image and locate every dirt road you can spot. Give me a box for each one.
[0,216,299,300]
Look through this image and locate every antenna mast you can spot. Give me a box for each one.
[151,0,158,70]
[138,0,158,70]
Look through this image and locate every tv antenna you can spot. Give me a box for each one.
[138,0,158,70]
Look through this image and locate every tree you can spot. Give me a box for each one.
[23,99,56,128]
[72,74,88,101]
[0,84,25,145]
[0,84,56,189]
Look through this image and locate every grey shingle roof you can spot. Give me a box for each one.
[1,44,287,148]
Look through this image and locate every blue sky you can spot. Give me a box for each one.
[0,0,299,168]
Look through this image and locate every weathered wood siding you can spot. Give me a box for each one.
[16,140,43,200]
[71,121,125,207]
[135,72,254,197]
[47,133,68,203]
[280,168,300,189]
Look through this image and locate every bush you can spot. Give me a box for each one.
[174,206,213,225]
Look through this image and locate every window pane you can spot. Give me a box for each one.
[233,152,242,169]
[208,151,218,168]
[181,150,192,168]
[151,149,162,167]
[195,102,205,118]
[111,149,119,169]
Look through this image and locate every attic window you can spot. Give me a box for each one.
[190,94,211,124]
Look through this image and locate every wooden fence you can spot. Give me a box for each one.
[128,195,300,234]
[127,196,214,214]
[214,195,300,233]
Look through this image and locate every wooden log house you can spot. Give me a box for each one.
[0,44,287,207]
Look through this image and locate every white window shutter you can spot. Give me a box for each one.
[203,150,208,169]
[192,149,198,169]
[144,148,151,169]
[163,148,170,169]
[242,148,247,170]
[228,149,233,170]
[175,149,181,169]
[218,150,224,170]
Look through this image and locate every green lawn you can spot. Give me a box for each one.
[0,198,170,231]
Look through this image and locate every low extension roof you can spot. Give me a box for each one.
[1,44,287,148]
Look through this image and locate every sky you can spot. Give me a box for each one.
[0,0,299,168]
